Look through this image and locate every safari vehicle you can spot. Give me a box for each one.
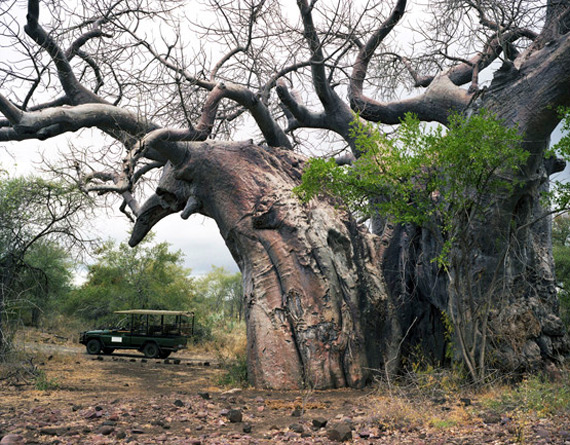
[79,309,194,359]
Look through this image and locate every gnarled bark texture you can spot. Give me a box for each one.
[130,142,393,389]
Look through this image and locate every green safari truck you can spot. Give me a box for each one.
[79,309,194,359]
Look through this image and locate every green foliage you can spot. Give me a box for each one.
[296,110,529,382]
[33,368,59,391]
[0,174,91,355]
[484,374,570,416]
[7,241,74,327]
[552,214,570,328]
[546,107,570,210]
[217,353,248,388]
[296,111,527,247]
[64,236,196,325]
[194,266,243,330]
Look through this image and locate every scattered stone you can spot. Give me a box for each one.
[129,359,136,362]
[198,392,210,400]
[84,409,103,419]
[326,422,352,442]
[173,359,181,365]
[460,398,472,406]
[203,362,210,367]
[482,412,502,424]
[291,406,302,417]
[312,417,328,428]
[39,426,68,436]
[222,388,241,395]
[227,409,243,423]
[116,430,126,440]
[289,424,304,434]
[164,359,171,364]
[141,359,147,363]
[98,426,114,436]
[358,429,372,438]
[534,426,551,440]
[243,424,252,433]
[131,428,145,434]
[71,405,82,412]
[96,356,103,361]
[173,399,184,407]
[0,434,25,444]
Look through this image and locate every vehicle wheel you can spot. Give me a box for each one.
[86,339,102,355]
[143,342,159,358]
[159,351,171,359]
[102,348,115,355]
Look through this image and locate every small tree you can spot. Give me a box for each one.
[66,237,196,325]
[552,214,570,329]
[296,111,529,382]
[195,266,244,323]
[0,174,93,358]
[8,241,74,327]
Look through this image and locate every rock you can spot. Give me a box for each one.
[460,398,472,406]
[222,388,241,395]
[326,422,352,442]
[358,429,372,438]
[289,424,304,433]
[173,399,184,407]
[198,392,210,400]
[312,417,328,428]
[482,412,502,424]
[243,424,252,433]
[173,359,181,364]
[0,434,25,444]
[116,430,126,439]
[227,409,242,423]
[98,426,114,436]
[39,427,68,436]
[291,406,302,417]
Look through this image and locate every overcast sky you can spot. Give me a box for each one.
[1,140,239,278]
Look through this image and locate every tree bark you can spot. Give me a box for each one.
[131,142,393,389]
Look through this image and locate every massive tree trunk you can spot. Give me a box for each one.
[130,142,394,389]
[1,0,569,387]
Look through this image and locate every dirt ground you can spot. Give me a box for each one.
[1,336,569,444]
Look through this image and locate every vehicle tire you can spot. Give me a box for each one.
[102,348,115,355]
[158,351,171,359]
[86,339,102,355]
[143,342,159,358]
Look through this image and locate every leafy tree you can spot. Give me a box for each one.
[552,214,570,329]
[195,266,243,323]
[9,241,74,327]
[66,237,196,325]
[0,174,92,358]
[297,111,529,381]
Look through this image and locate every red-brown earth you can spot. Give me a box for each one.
[1,333,569,444]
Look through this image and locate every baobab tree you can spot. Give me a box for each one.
[0,0,569,388]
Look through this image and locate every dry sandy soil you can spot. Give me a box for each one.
[1,334,569,444]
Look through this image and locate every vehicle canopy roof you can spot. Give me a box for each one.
[114,309,194,317]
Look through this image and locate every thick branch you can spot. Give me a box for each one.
[349,0,407,99]
[296,0,338,110]
[24,0,101,104]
